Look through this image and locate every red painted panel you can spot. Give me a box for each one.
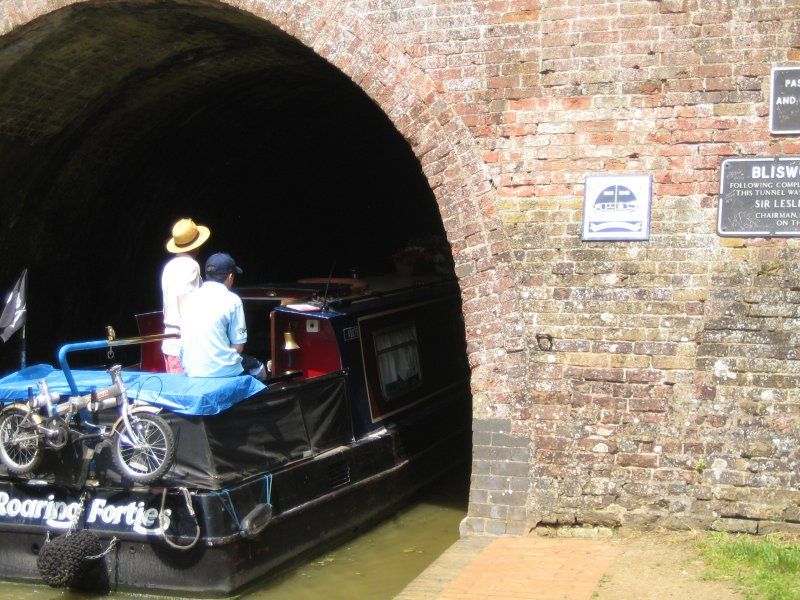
[135,311,167,373]
[271,313,341,378]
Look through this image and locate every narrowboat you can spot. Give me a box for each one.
[0,275,471,595]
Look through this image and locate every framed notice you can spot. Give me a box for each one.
[718,157,800,237]
[581,174,652,241]
[770,67,800,135]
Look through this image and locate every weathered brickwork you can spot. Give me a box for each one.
[2,0,799,536]
[341,0,800,537]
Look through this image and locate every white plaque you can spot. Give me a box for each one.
[581,174,652,241]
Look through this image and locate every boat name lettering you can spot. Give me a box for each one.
[0,492,170,534]
[86,498,170,534]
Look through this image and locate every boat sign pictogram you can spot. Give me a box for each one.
[582,174,652,241]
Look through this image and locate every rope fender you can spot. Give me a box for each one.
[211,474,273,539]
[36,494,118,589]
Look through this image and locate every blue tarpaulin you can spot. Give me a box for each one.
[0,365,266,416]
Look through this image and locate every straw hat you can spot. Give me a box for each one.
[166,218,211,253]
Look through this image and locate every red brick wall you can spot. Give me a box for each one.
[347,0,800,536]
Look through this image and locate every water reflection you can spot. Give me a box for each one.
[250,469,469,599]
[0,469,469,600]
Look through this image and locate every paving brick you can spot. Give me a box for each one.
[398,537,619,600]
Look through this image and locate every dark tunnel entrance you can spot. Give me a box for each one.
[0,1,456,370]
[0,6,475,590]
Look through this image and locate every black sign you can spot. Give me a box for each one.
[0,482,184,538]
[718,157,800,237]
[770,67,800,134]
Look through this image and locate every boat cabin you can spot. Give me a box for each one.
[140,276,469,437]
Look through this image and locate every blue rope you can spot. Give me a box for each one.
[263,474,272,507]
[210,489,241,532]
[211,476,272,535]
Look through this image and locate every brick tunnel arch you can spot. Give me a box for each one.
[0,0,529,526]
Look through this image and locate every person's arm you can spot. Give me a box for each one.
[228,299,248,354]
[175,264,202,323]
[176,294,189,321]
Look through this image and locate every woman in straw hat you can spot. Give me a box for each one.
[161,218,211,374]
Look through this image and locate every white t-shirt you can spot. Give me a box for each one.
[179,281,248,378]
[160,255,201,357]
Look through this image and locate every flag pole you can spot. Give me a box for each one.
[20,323,27,369]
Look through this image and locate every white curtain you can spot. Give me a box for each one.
[374,325,420,397]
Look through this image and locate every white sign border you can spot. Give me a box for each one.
[581,173,652,242]
[769,66,800,135]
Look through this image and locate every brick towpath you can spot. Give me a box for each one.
[396,536,620,599]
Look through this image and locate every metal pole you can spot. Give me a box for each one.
[20,323,26,370]
[57,333,178,395]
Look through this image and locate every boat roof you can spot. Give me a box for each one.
[260,276,460,321]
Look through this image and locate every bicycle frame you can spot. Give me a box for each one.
[0,329,179,482]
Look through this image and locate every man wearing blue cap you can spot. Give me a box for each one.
[179,252,267,381]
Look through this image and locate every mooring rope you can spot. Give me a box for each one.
[158,487,200,551]
[262,473,273,507]
[210,487,242,532]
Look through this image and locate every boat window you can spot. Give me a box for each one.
[373,324,422,400]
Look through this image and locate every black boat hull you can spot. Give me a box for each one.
[0,280,473,595]
[0,405,470,596]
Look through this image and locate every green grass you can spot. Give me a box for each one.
[698,531,800,600]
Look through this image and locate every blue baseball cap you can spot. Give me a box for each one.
[205,252,243,277]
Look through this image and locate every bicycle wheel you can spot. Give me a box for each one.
[0,406,43,474]
[113,412,175,484]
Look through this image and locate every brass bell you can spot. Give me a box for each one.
[283,331,300,351]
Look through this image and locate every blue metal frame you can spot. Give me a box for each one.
[57,339,111,395]
[57,333,176,396]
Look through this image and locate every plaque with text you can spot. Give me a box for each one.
[770,67,800,134]
[718,157,800,237]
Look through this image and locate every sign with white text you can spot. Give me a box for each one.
[581,174,652,241]
[718,157,800,237]
[770,67,800,134]
[0,485,177,538]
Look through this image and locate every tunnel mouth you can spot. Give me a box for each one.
[0,4,476,585]
[0,0,456,369]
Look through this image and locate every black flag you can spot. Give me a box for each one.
[0,270,27,343]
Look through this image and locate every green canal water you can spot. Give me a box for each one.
[0,470,469,600]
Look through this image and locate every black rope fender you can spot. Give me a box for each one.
[36,492,118,590]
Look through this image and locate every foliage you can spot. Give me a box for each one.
[698,531,800,600]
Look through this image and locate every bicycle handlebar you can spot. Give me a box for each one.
[34,363,127,418]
